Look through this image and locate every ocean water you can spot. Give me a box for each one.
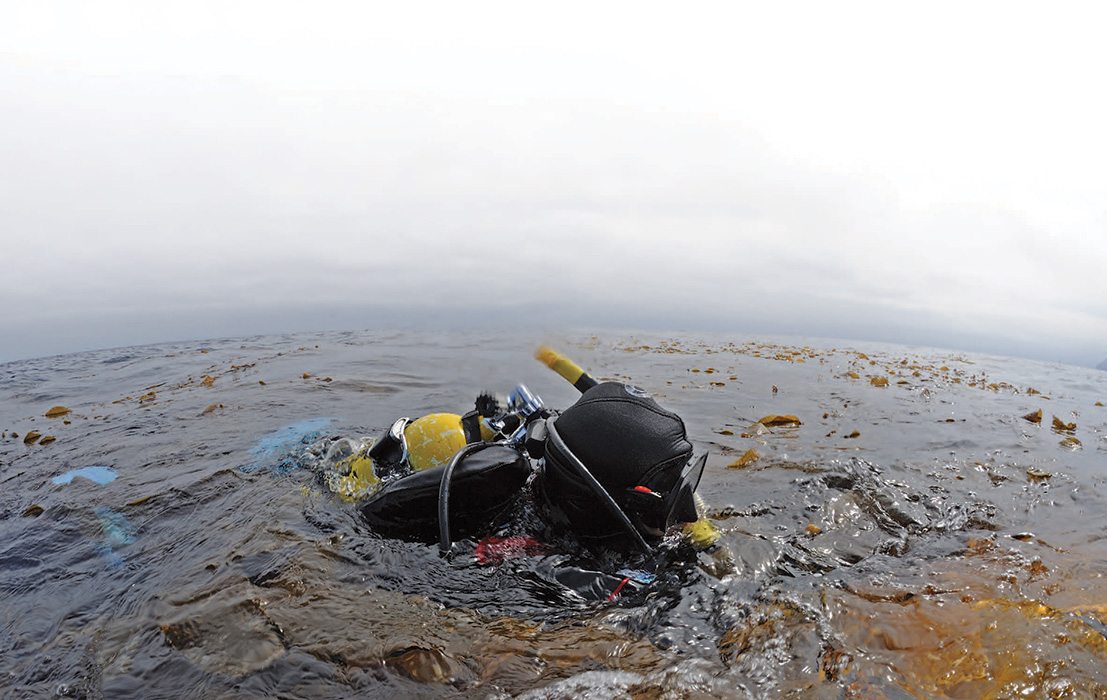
[1,330,1105,698]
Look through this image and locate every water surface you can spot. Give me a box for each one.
[2,330,1105,698]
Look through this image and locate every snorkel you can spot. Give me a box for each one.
[535,345,599,392]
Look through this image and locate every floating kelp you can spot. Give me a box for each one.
[1059,436,1082,449]
[384,646,458,683]
[1026,467,1052,481]
[728,448,760,469]
[757,415,802,427]
[1051,415,1076,433]
[158,584,286,677]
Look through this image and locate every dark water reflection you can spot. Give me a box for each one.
[1,331,1105,698]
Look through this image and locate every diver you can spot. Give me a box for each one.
[317,346,718,602]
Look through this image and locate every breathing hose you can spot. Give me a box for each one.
[438,441,499,556]
[545,419,653,555]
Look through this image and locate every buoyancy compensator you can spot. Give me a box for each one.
[359,443,530,543]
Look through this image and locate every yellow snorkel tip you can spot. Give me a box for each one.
[683,518,721,550]
[683,495,721,549]
[535,345,598,392]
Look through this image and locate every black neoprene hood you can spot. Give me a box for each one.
[540,382,695,541]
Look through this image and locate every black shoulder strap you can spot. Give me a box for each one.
[460,410,483,444]
[368,417,410,478]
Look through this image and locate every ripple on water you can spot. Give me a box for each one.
[0,330,1104,698]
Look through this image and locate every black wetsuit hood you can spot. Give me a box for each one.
[538,382,695,546]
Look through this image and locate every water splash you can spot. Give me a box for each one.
[242,417,332,474]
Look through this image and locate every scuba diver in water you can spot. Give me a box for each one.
[318,346,719,602]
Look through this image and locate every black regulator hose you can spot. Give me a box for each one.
[546,419,653,555]
[438,441,499,556]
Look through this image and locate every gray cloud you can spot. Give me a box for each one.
[2,2,1105,366]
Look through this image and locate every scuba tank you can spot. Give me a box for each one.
[323,385,549,542]
[320,397,511,501]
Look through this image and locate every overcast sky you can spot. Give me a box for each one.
[2,1,1105,366]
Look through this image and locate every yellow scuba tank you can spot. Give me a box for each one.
[322,412,496,502]
[404,413,493,472]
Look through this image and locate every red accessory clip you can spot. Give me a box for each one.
[475,535,547,565]
[607,576,632,601]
